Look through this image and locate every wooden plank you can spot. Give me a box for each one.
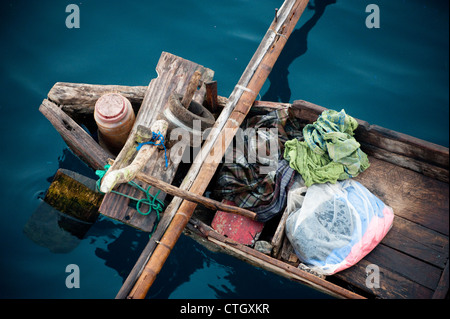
[361,142,449,183]
[39,99,111,170]
[187,219,364,299]
[433,261,449,299]
[381,215,448,268]
[335,258,434,299]
[99,52,214,232]
[365,244,442,291]
[204,81,219,113]
[355,156,449,236]
[127,0,311,299]
[46,82,290,118]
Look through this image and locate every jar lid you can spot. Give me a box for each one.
[95,93,128,123]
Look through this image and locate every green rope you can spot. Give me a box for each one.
[95,164,164,237]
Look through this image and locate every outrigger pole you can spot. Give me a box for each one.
[125,0,310,299]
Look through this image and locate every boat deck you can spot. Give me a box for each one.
[334,156,449,299]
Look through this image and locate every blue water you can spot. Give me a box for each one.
[0,0,448,299]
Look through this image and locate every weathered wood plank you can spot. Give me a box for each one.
[46,82,290,118]
[280,235,300,265]
[433,261,449,299]
[381,215,448,268]
[355,156,449,236]
[99,52,214,232]
[335,258,434,299]
[361,143,449,183]
[48,82,147,115]
[365,244,442,291]
[187,219,364,299]
[39,99,111,170]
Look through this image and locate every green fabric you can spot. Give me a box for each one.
[284,109,369,187]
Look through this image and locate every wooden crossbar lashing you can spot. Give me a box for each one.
[126,0,311,299]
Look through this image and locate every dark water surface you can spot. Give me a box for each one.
[0,0,448,299]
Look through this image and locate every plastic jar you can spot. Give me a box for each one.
[94,93,135,154]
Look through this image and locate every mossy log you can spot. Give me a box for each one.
[44,169,103,223]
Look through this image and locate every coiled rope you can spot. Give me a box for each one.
[95,164,164,237]
[95,131,169,236]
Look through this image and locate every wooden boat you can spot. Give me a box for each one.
[37,0,448,300]
[39,77,448,299]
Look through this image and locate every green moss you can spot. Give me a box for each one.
[44,171,103,223]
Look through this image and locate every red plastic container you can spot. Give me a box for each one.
[94,93,135,154]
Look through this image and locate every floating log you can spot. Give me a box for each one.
[44,169,103,223]
[24,169,102,253]
[127,0,310,299]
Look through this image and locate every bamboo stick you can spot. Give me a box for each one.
[135,173,257,220]
[127,0,310,299]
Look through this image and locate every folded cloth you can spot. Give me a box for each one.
[284,109,370,187]
[215,108,302,221]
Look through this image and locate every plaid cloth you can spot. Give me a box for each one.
[252,159,296,222]
[215,108,302,222]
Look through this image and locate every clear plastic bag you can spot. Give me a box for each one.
[285,175,308,216]
[285,179,394,275]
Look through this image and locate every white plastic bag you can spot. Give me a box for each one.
[285,179,394,276]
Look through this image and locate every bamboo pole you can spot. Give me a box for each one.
[127,0,309,299]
